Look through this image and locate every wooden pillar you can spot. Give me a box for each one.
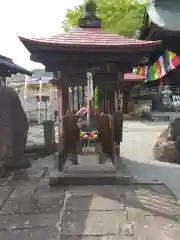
[101,88,106,113]
[123,86,129,114]
[77,85,80,110]
[62,87,69,115]
[82,86,85,107]
[109,91,115,115]
[57,71,63,138]
[71,87,75,113]
[57,71,72,171]
[98,87,103,112]
[114,72,124,157]
[57,70,69,150]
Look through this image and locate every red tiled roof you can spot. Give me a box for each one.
[124,72,146,81]
[19,28,161,49]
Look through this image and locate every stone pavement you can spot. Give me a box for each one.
[0,164,180,239]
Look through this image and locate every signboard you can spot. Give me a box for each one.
[172,95,180,106]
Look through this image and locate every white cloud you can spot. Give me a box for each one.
[0,0,83,70]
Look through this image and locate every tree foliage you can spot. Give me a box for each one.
[62,0,147,37]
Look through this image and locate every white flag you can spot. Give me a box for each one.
[24,75,29,99]
[87,72,93,101]
[23,75,29,111]
[39,78,43,102]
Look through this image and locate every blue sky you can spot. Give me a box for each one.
[0,0,83,70]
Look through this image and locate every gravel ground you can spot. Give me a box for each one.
[121,121,180,201]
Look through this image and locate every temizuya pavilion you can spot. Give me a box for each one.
[19,0,161,184]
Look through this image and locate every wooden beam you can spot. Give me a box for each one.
[55,72,118,87]
[31,50,149,70]
[45,61,133,73]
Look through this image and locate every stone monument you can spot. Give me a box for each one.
[0,85,29,172]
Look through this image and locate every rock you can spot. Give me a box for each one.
[153,126,180,163]
[0,86,30,170]
[169,117,180,141]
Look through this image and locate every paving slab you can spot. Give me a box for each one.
[0,227,59,240]
[67,185,136,197]
[0,213,59,230]
[126,211,180,239]
[66,195,124,211]
[61,210,125,236]
[0,198,64,215]
[0,178,179,239]
[60,236,133,240]
[122,186,180,220]
[8,183,38,200]
[0,186,14,209]
[33,185,65,199]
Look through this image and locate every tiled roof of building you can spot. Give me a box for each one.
[124,72,145,81]
[0,54,32,76]
[19,28,161,49]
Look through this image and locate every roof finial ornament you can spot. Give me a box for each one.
[78,0,101,28]
[85,0,96,15]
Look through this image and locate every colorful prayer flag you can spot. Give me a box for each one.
[166,51,180,70]
[136,51,180,82]
[136,66,147,77]
[146,55,166,82]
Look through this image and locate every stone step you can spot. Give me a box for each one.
[49,170,132,186]
[48,153,130,186]
[64,155,115,173]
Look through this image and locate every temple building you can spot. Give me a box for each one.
[131,0,180,118]
[0,54,31,81]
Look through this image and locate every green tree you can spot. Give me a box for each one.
[62,0,147,37]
